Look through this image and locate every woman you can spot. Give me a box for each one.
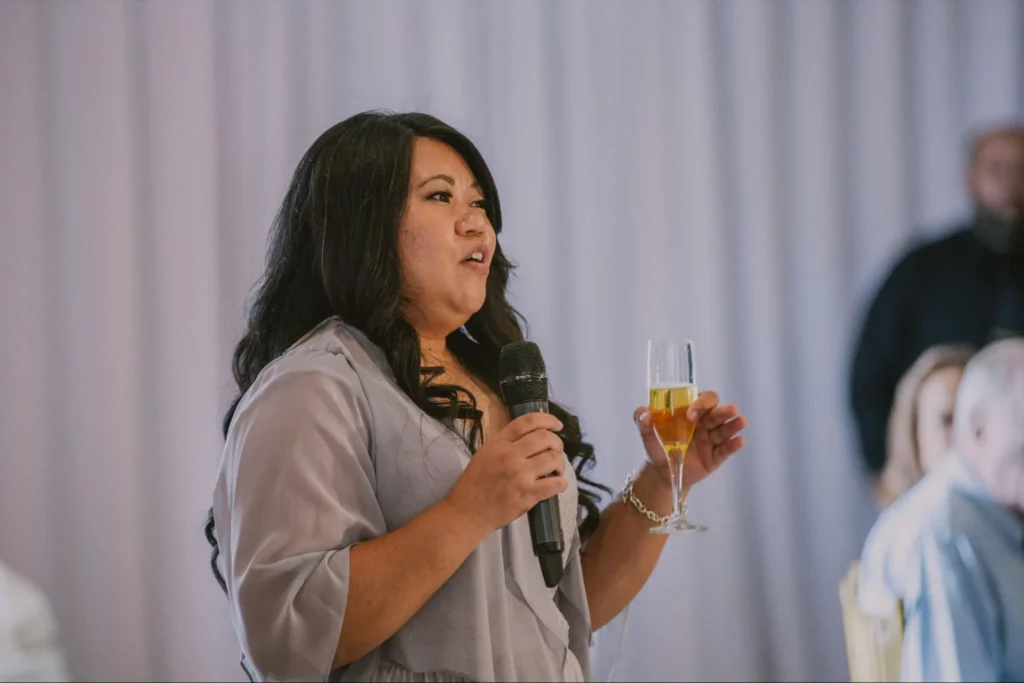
[205,111,748,682]
[876,344,973,508]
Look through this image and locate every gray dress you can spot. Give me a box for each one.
[212,319,593,682]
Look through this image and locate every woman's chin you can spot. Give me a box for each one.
[455,296,488,325]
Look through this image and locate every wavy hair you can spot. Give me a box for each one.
[877,344,974,507]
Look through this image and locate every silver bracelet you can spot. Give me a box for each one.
[621,469,680,526]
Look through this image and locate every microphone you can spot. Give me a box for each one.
[499,341,564,588]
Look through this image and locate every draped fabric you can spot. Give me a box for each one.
[1,1,1021,680]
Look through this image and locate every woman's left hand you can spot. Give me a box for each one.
[634,391,748,490]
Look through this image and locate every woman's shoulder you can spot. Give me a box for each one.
[261,317,389,381]
[278,317,390,375]
[231,319,392,427]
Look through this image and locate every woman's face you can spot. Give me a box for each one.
[915,366,964,473]
[397,137,496,339]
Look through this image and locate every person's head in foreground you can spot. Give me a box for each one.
[952,337,1024,514]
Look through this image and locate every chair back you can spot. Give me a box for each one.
[838,560,904,682]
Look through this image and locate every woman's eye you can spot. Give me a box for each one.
[426,191,486,210]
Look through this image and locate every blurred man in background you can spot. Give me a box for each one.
[851,124,1024,480]
[856,337,1024,682]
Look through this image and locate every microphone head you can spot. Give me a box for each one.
[499,341,549,405]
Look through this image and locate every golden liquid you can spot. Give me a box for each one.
[649,385,698,465]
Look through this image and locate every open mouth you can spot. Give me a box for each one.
[463,251,486,264]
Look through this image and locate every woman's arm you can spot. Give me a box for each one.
[337,410,567,665]
[334,500,489,666]
[579,463,676,630]
[223,367,469,679]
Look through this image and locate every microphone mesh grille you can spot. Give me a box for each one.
[499,341,549,405]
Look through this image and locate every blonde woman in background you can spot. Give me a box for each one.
[876,344,974,508]
[845,344,973,681]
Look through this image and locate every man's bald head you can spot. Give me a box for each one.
[969,125,1024,166]
[954,337,1024,512]
[966,124,1024,222]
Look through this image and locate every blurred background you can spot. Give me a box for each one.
[1,0,1022,680]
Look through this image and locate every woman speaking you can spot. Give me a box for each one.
[205,111,748,682]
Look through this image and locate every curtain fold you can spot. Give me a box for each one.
[1,1,1021,679]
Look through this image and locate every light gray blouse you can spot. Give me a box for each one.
[212,319,594,682]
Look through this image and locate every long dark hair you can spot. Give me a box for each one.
[205,111,609,593]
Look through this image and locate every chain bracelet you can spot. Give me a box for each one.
[621,469,681,526]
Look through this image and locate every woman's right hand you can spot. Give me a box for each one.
[443,413,568,535]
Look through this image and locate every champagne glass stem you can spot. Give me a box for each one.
[668,447,686,519]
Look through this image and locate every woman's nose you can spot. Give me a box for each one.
[456,212,487,236]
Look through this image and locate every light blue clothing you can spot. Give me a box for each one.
[858,454,1024,682]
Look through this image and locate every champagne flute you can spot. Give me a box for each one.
[647,339,707,533]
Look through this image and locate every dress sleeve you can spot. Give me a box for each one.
[213,355,384,681]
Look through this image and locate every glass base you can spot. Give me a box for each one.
[649,516,708,534]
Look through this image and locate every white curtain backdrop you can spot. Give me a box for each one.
[2,1,1022,680]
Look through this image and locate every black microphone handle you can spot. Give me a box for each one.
[507,399,564,588]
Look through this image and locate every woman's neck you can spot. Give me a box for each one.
[419,334,451,368]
